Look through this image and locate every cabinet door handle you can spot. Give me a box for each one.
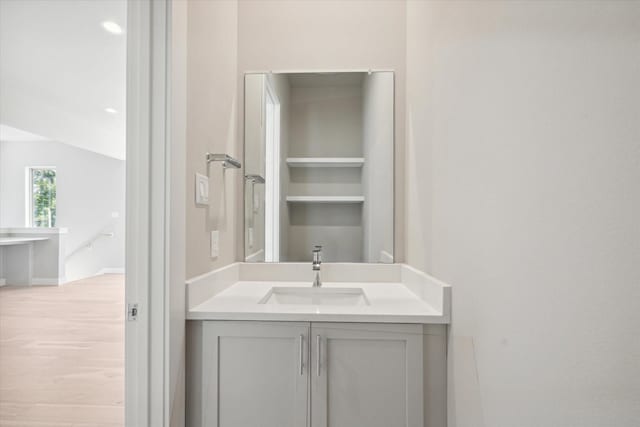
[316,335,321,376]
[299,334,304,375]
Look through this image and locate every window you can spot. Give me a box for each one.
[28,167,56,227]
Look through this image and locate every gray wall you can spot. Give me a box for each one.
[271,74,291,262]
[243,74,266,261]
[186,0,406,271]
[286,78,364,262]
[186,0,240,278]
[288,82,363,157]
[238,0,407,262]
[0,140,125,282]
[405,1,640,426]
[362,72,394,262]
[181,2,640,424]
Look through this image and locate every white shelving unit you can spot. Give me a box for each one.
[286,157,365,168]
[286,159,365,203]
[286,196,365,203]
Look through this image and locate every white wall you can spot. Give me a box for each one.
[362,72,394,262]
[406,1,640,426]
[0,140,125,282]
[238,0,407,261]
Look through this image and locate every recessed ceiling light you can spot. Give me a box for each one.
[104,107,118,114]
[102,21,123,35]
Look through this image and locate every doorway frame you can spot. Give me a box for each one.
[125,0,172,425]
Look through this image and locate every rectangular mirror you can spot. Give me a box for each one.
[244,71,394,263]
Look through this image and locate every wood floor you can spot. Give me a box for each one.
[0,274,124,427]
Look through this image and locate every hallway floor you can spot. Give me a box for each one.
[0,274,124,427]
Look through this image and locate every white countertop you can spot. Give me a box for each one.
[0,227,68,234]
[188,280,447,323]
[0,237,50,246]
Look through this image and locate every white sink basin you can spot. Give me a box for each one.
[259,287,370,306]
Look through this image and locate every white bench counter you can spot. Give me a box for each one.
[0,237,50,246]
[0,229,66,286]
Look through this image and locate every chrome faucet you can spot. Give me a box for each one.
[312,245,322,287]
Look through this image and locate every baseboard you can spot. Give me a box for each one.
[0,279,6,287]
[31,277,65,286]
[96,268,125,275]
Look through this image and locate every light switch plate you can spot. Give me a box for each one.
[195,173,209,205]
[210,230,219,258]
[248,227,254,247]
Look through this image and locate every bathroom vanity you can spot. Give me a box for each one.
[187,70,450,426]
[186,263,451,427]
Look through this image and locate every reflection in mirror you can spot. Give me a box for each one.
[244,72,394,263]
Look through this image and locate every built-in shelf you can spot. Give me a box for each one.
[286,196,365,203]
[286,157,365,168]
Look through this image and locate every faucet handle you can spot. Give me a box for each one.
[312,245,322,266]
[312,245,322,277]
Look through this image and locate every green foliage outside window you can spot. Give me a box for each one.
[32,168,56,227]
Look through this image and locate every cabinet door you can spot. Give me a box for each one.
[311,323,423,427]
[202,321,309,427]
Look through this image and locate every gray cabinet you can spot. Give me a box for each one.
[188,321,309,427]
[188,321,424,427]
[311,323,423,427]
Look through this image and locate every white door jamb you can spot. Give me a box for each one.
[125,0,171,425]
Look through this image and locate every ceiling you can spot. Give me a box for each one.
[0,0,127,160]
[0,124,48,142]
